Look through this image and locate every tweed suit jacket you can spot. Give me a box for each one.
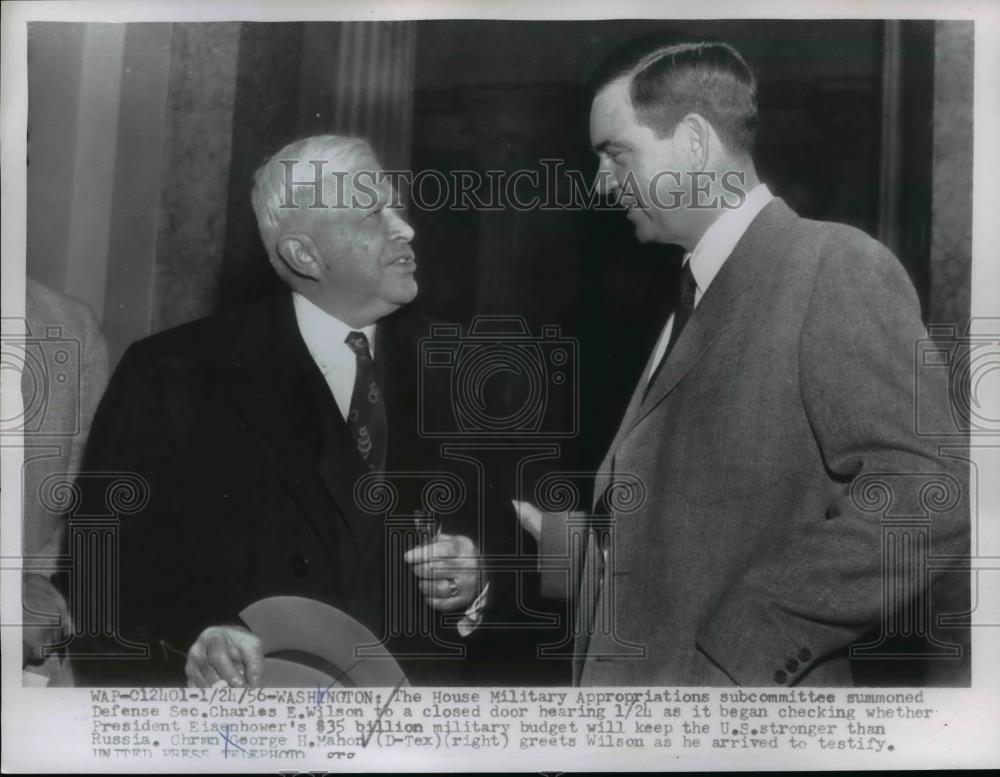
[22,279,109,562]
[21,280,109,686]
[541,198,968,686]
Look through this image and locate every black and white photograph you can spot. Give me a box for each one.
[1,0,998,771]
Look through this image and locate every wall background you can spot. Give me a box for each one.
[26,20,972,366]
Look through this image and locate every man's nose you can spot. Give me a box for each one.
[388,209,415,242]
[593,160,620,197]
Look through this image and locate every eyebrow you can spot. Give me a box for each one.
[593,139,625,154]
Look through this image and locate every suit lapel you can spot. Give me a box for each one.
[622,198,798,436]
[371,312,432,519]
[592,199,797,511]
[592,349,654,504]
[578,199,799,679]
[227,295,365,560]
[375,312,407,466]
[312,376,374,544]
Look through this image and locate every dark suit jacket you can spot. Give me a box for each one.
[71,293,501,686]
[541,198,969,686]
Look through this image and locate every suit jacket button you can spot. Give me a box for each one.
[289,555,310,577]
[774,670,788,684]
[798,648,813,662]
[785,658,799,672]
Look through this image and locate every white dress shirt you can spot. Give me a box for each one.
[292,292,486,635]
[647,183,774,383]
[293,292,376,419]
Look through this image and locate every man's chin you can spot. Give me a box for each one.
[629,215,675,245]
[624,209,656,243]
[631,221,660,244]
[387,278,419,306]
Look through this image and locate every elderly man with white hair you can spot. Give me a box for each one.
[73,135,490,687]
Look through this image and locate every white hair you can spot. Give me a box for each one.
[250,134,375,263]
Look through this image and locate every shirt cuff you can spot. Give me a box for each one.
[456,581,490,637]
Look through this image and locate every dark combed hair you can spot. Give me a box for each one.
[588,31,759,157]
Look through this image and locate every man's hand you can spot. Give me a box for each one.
[22,573,70,666]
[403,533,483,611]
[185,625,263,688]
[512,499,543,543]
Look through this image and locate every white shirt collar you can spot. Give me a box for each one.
[685,183,773,300]
[292,292,376,375]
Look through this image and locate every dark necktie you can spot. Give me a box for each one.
[344,331,387,473]
[646,259,698,393]
[664,259,698,359]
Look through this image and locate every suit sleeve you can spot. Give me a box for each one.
[697,236,969,685]
[70,344,193,685]
[538,510,588,602]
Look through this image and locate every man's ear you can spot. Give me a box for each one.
[276,234,322,280]
[680,112,713,171]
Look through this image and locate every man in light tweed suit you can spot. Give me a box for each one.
[517,34,968,686]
